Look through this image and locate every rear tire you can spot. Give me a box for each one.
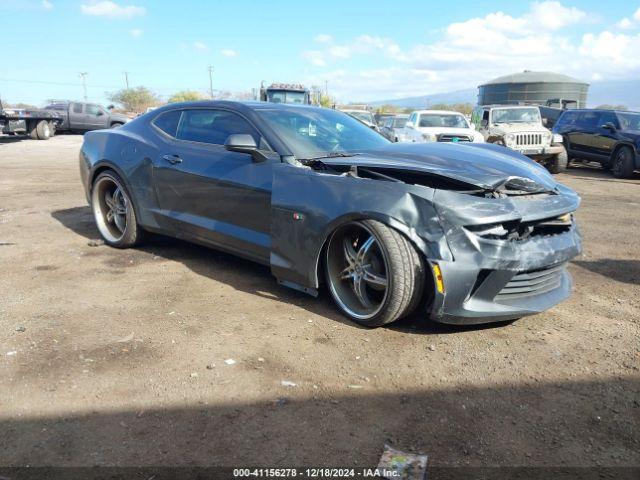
[325,220,424,327]
[547,149,567,174]
[612,146,635,179]
[35,120,51,140]
[91,171,144,248]
[110,122,124,129]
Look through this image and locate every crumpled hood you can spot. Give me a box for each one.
[320,142,558,192]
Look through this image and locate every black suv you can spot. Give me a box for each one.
[553,109,640,178]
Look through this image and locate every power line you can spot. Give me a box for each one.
[123,71,130,89]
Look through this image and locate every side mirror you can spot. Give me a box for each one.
[405,121,414,129]
[107,104,115,110]
[96,110,104,116]
[224,134,266,162]
[481,119,488,128]
[601,122,616,131]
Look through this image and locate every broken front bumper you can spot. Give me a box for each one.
[426,186,582,324]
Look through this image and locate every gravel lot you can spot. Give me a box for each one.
[0,134,638,468]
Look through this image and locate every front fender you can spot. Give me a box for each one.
[270,164,451,291]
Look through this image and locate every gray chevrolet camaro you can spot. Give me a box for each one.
[79,101,582,327]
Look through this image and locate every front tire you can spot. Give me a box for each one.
[91,171,144,248]
[547,149,567,174]
[325,220,424,327]
[612,146,635,179]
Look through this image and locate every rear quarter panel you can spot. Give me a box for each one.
[80,125,162,229]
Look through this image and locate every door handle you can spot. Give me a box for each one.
[162,154,182,165]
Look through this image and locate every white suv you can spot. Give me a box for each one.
[401,110,484,143]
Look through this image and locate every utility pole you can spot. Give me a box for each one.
[79,72,88,102]
[325,80,328,96]
[123,71,130,89]
[208,65,214,99]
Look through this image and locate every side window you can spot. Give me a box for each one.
[557,111,576,128]
[176,109,259,146]
[578,112,599,130]
[598,111,619,128]
[408,113,416,125]
[482,110,490,123]
[72,103,83,114]
[153,110,182,137]
[86,104,100,115]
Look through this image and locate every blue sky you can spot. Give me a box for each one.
[1,0,639,106]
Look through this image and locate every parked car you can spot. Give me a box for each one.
[0,99,62,140]
[402,110,484,144]
[44,101,130,132]
[472,105,567,174]
[340,109,379,131]
[553,109,640,178]
[375,112,396,127]
[79,101,581,327]
[380,114,408,142]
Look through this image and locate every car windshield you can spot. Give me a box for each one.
[617,112,640,130]
[346,111,375,124]
[267,90,307,104]
[256,107,390,159]
[393,117,408,128]
[418,114,468,128]
[492,107,541,123]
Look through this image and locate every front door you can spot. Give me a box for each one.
[591,111,620,158]
[152,108,274,263]
[85,104,110,130]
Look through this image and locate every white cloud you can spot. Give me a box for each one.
[130,28,143,37]
[42,0,53,10]
[302,50,326,67]
[221,49,237,57]
[193,41,208,51]
[301,2,640,101]
[616,18,633,30]
[80,1,145,19]
[314,34,332,43]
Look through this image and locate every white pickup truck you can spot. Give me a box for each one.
[401,110,484,144]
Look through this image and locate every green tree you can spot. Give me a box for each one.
[107,87,158,113]
[168,90,205,103]
[429,103,474,116]
[319,94,334,108]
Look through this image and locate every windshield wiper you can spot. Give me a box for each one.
[298,152,360,162]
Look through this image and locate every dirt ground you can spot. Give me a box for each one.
[0,134,638,469]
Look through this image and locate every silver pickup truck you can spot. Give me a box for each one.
[44,101,130,132]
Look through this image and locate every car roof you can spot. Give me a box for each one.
[151,100,325,114]
[412,110,465,115]
[559,108,640,115]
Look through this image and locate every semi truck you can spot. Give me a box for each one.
[259,83,311,105]
[0,99,62,140]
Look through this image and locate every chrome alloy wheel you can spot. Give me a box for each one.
[92,175,129,243]
[326,222,389,320]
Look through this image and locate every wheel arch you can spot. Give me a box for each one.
[611,141,636,160]
[89,161,143,220]
[311,212,434,289]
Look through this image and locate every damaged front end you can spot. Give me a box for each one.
[270,146,581,325]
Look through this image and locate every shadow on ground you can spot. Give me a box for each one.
[573,259,640,285]
[1,378,638,469]
[51,206,493,335]
[563,163,640,183]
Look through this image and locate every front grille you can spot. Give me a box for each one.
[515,133,543,146]
[495,263,565,300]
[438,134,472,142]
